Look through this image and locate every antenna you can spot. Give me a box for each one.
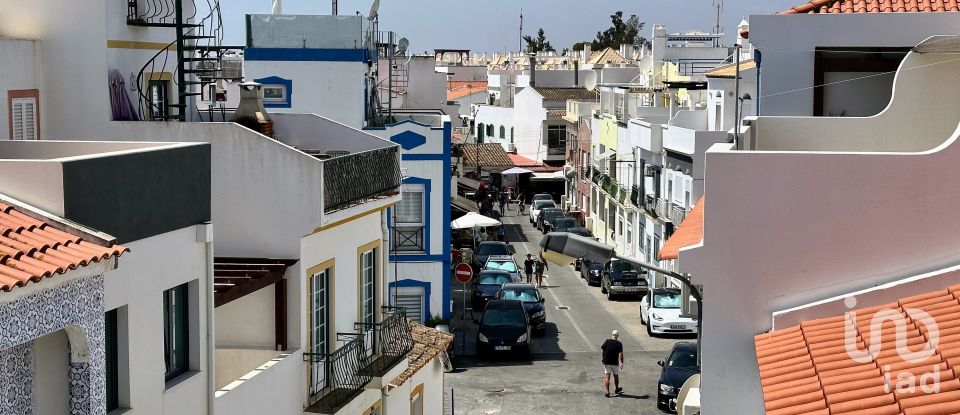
[332,0,337,15]
[519,9,524,52]
[368,0,381,20]
[584,71,598,91]
[712,0,723,47]
[396,37,409,55]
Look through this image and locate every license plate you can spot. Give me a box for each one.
[670,325,686,330]
[623,287,639,292]
[495,346,511,351]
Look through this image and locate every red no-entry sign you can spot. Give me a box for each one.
[455,263,473,283]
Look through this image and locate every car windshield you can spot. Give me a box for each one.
[654,292,682,308]
[554,218,576,229]
[482,308,526,328]
[533,201,555,209]
[668,349,698,369]
[478,244,509,256]
[542,210,564,220]
[478,274,512,285]
[611,260,641,274]
[485,261,517,272]
[499,288,540,302]
[570,228,593,237]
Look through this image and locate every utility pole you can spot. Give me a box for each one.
[331,0,337,15]
[519,9,524,52]
[733,44,741,149]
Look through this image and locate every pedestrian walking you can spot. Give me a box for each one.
[517,194,525,215]
[498,193,506,216]
[496,225,506,242]
[534,251,548,287]
[523,254,535,284]
[601,330,625,398]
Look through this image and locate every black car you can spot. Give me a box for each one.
[577,258,603,286]
[600,258,649,300]
[495,283,546,334]
[473,241,514,271]
[657,342,699,412]
[475,299,531,357]
[566,227,596,239]
[471,270,513,310]
[536,208,565,232]
[543,217,577,234]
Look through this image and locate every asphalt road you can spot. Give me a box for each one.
[445,207,695,415]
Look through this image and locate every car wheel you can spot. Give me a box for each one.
[640,312,646,325]
[647,323,654,337]
[607,290,615,301]
[656,395,669,411]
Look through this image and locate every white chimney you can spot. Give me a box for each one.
[272,0,282,14]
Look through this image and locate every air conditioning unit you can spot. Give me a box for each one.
[507,143,517,153]
[644,165,657,177]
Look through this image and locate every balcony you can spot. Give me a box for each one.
[630,186,641,207]
[392,226,425,253]
[304,334,372,413]
[354,307,414,377]
[323,147,402,213]
[654,198,671,221]
[671,204,688,224]
[246,14,375,55]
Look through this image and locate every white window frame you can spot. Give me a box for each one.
[10,96,38,141]
[309,269,330,394]
[396,184,425,226]
[360,249,376,325]
[262,84,287,103]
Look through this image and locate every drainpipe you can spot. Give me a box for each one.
[754,49,762,116]
[198,222,215,415]
[382,209,391,311]
[573,60,579,86]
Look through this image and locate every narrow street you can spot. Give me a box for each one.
[445,206,696,415]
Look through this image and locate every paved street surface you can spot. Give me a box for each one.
[446,206,696,415]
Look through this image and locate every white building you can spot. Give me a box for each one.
[680,36,960,412]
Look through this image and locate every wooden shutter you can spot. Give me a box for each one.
[11,97,37,140]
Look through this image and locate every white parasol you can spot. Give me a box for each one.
[450,212,502,229]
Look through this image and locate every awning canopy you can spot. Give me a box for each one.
[451,212,501,229]
[501,167,534,175]
[531,171,566,180]
[594,149,616,162]
[658,197,704,260]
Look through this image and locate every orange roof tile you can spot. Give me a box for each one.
[756,284,960,414]
[0,202,127,292]
[781,0,960,14]
[389,322,453,388]
[658,197,704,260]
[447,81,488,101]
[506,153,562,172]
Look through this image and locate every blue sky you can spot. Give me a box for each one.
[221,0,801,52]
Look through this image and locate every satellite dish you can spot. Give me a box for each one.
[368,0,380,20]
[397,37,409,55]
[584,71,598,91]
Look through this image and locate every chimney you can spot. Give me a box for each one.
[528,54,537,87]
[573,60,579,86]
[231,82,274,137]
[583,44,592,62]
[272,0,282,14]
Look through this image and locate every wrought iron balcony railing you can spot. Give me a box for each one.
[656,198,672,221]
[630,186,641,207]
[392,226,425,253]
[324,147,402,213]
[303,334,372,413]
[354,307,414,377]
[671,204,688,224]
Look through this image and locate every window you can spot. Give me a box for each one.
[547,125,565,155]
[106,309,119,411]
[392,286,424,323]
[510,127,514,143]
[499,125,505,139]
[394,184,425,252]
[148,79,169,121]
[9,94,38,140]
[410,384,425,415]
[309,268,330,393]
[360,248,376,325]
[262,84,287,102]
[163,284,189,381]
[477,123,485,141]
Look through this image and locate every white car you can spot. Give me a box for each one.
[528,200,556,224]
[483,255,521,282]
[640,288,698,336]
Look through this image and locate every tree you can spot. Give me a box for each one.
[572,42,586,52]
[523,28,556,53]
[590,11,648,52]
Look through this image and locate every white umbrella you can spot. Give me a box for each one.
[451,212,502,229]
[501,167,534,175]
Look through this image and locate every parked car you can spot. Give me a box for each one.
[536,208,565,232]
[531,193,553,202]
[640,288,698,336]
[471,270,513,310]
[577,258,603,286]
[475,299,531,357]
[528,200,556,224]
[483,255,521,282]
[473,241,514,271]
[495,283,546,334]
[566,227,596,239]
[657,342,699,411]
[542,216,576,234]
[600,258,649,300]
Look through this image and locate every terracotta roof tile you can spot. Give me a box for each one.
[658,197,704,260]
[461,143,514,167]
[389,322,453,388]
[531,87,597,102]
[447,81,488,101]
[0,202,127,292]
[781,0,960,13]
[755,284,960,414]
[547,108,567,117]
[506,153,562,172]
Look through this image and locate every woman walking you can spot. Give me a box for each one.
[534,251,548,288]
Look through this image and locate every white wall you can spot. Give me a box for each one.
[104,226,209,415]
[822,71,894,117]
[750,12,960,116]
[213,352,303,415]
[436,65,487,81]
[215,285,275,349]
[0,38,41,140]
[244,60,366,129]
[513,89,547,161]
[33,329,69,415]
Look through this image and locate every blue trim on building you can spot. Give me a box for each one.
[245,48,370,62]
[397,176,431,255]
[253,76,293,108]
[389,254,445,262]
[401,153,446,161]
[390,130,428,150]
[389,279,432,322]
[441,121,453,319]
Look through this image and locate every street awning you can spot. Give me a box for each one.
[594,149,616,162]
[531,171,566,180]
[658,197,704,260]
[501,167,534,175]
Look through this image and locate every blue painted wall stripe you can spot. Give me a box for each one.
[245,48,369,62]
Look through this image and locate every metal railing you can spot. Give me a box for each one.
[323,147,401,213]
[630,186,641,207]
[656,198,672,221]
[303,334,372,413]
[671,204,688,224]
[392,226,425,253]
[354,307,414,377]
